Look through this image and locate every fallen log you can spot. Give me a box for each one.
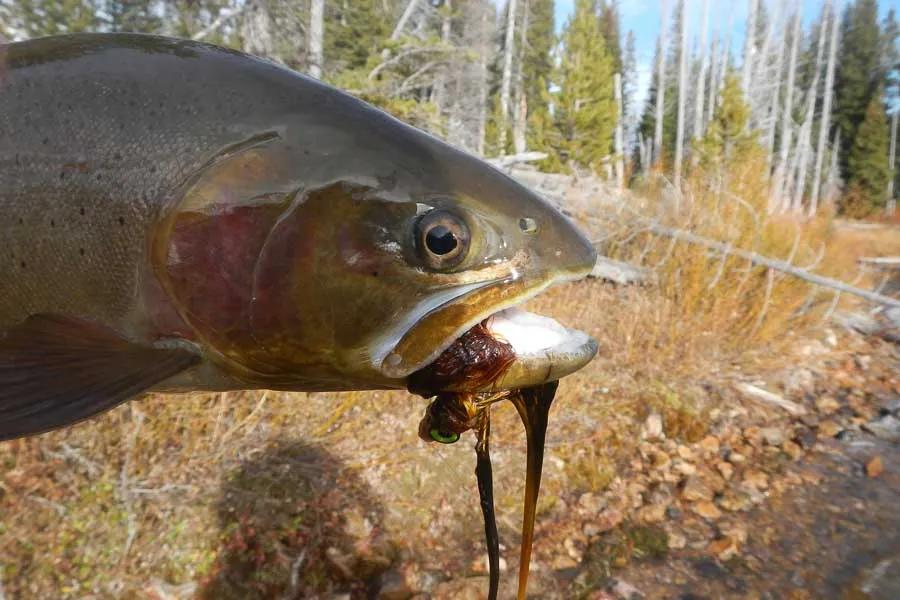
[589,257,654,285]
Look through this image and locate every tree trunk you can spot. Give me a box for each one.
[653,0,669,166]
[706,34,718,127]
[476,5,490,156]
[614,73,625,189]
[308,0,324,79]
[791,5,828,213]
[741,0,758,97]
[674,0,688,188]
[889,110,898,216]
[770,6,801,213]
[498,0,518,154]
[693,0,710,147]
[764,15,784,169]
[512,0,529,155]
[808,3,839,218]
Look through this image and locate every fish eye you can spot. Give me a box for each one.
[429,428,460,444]
[415,209,470,269]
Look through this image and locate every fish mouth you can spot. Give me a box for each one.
[380,267,598,390]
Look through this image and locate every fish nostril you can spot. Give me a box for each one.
[518,217,538,234]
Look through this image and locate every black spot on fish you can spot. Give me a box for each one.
[114,152,122,161]
[149,166,157,173]
[372,271,379,277]
[20,260,26,269]
[79,248,85,256]
[79,207,85,216]
[18,218,23,225]
[50,219,55,228]
[42,137,49,145]
[118,217,125,226]
[60,172,66,180]
[96,173,102,181]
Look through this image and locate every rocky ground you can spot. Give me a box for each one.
[311,317,900,600]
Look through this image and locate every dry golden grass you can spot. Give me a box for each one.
[1,162,898,597]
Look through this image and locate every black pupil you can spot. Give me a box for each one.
[425,225,458,255]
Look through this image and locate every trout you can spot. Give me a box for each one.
[0,33,598,598]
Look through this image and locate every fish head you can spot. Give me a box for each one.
[153,81,597,391]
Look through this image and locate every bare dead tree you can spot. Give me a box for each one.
[770,6,801,213]
[673,0,688,188]
[790,6,829,214]
[653,0,670,165]
[741,0,758,97]
[693,0,710,148]
[308,0,324,79]
[706,34,719,127]
[498,0,518,153]
[763,14,785,169]
[809,2,839,218]
[825,128,842,206]
[889,111,898,215]
[614,73,625,189]
[512,0,530,155]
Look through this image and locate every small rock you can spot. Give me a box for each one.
[673,459,697,477]
[742,470,770,490]
[643,413,664,440]
[595,509,624,533]
[677,445,696,461]
[855,355,872,371]
[667,531,687,550]
[760,427,785,446]
[692,500,722,520]
[579,492,607,513]
[727,451,747,464]
[432,577,490,600]
[552,554,579,570]
[636,503,667,524]
[610,577,644,599]
[708,537,738,561]
[681,476,714,502]
[816,396,840,415]
[782,440,804,460]
[719,490,752,512]
[583,521,602,538]
[377,568,416,600]
[866,456,884,478]
[565,536,585,562]
[743,426,763,448]
[649,450,671,469]
[698,435,720,455]
[719,521,749,545]
[716,461,734,481]
[864,415,900,442]
[818,420,843,438]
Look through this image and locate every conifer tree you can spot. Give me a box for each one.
[522,0,555,123]
[835,0,882,176]
[697,74,760,173]
[106,0,162,33]
[1,0,98,38]
[554,0,617,172]
[846,90,891,211]
[598,0,622,72]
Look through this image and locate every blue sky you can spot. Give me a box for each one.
[552,0,899,111]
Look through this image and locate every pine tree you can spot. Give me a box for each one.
[522,0,556,152]
[326,0,392,72]
[637,37,662,167]
[598,0,622,72]
[661,0,685,163]
[835,0,882,176]
[105,0,162,33]
[554,0,617,172]
[846,90,891,212]
[697,74,760,173]
[2,0,98,38]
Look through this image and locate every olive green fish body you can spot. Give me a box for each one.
[0,33,597,439]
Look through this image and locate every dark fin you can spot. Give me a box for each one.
[474,407,500,600]
[509,380,559,600]
[0,314,200,441]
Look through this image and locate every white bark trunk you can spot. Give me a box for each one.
[308,0,324,79]
[653,0,669,165]
[614,72,625,189]
[693,0,710,143]
[476,7,489,156]
[391,0,420,41]
[706,34,718,126]
[809,3,838,218]
[770,6,801,213]
[512,0,529,155]
[791,10,828,214]
[764,15,785,169]
[498,0,518,154]
[825,128,841,206]
[888,111,898,216]
[674,0,688,188]
[741,0,758,96]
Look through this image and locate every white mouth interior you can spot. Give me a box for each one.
[485,307,591,357]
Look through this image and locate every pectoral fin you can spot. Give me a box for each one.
[0,314,200,441]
